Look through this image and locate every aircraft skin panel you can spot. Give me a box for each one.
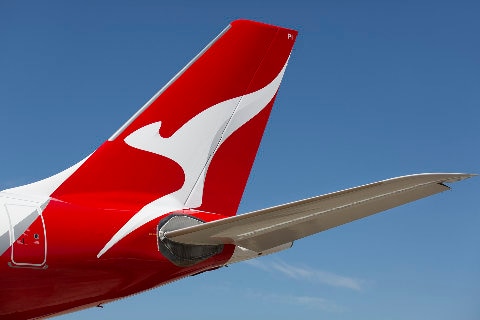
[165,173,473,252]
[234,181,448,252]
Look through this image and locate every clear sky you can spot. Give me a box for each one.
[1,1,479,319]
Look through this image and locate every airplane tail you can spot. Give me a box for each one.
[14,20,297,218]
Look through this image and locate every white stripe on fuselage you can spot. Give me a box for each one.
[0,157,90,256]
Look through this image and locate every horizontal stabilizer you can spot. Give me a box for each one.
[165,173,474,252]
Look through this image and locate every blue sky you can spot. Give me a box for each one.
[1,1,479,319]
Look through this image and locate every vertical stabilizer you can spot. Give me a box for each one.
[7,20,298,256]
[51,20,297,217]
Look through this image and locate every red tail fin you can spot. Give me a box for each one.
[49,20,297,217]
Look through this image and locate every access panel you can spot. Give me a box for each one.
[5,204,46,267]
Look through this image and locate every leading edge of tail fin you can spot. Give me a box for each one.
[50,19,297,216]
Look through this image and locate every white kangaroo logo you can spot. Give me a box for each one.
[98,60,289,257]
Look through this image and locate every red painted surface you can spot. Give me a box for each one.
[11,214,45,266]
[0,20,297,319]
[0,202,236,319]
